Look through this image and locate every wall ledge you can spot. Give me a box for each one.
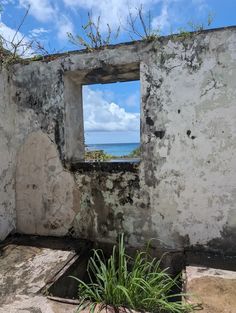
[69,161,140,173]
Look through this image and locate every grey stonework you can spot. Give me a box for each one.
[0,26,236,255]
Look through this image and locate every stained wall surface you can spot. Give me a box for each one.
[0,26,236,254]
[0,70,16,240]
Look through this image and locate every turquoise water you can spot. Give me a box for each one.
[87,142,139,157]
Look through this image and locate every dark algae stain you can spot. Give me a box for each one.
[154,130,165,139]
[186,130,196,140]
[146,116,154,126]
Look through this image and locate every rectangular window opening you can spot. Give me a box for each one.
[82,80,140,163]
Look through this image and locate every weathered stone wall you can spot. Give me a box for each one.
[140,28,236,253]
[0,70,16,240]
[71,163,149,247]
[16,131,79,236]
[10,61,81,237]
[0,26,236,255]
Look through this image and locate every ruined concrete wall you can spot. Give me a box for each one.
[2,27,236,254]
[140,28,236,253]
[9,41,146,239]
[0,70,16,240]
[16,131,79,236]
[11,61,81,237]
[71,164,150,246]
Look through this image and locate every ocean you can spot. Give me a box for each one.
[87,142,139,157]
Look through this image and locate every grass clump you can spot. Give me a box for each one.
[127,146,140,158]
[85,149,112,162]
[71,235,194,313]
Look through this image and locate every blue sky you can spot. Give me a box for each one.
[0,0,235,144]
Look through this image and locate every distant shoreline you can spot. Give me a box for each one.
[87,142,140,146]
[86,142,140,157]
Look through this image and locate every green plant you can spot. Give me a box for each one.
[0,4,55,67]
[126,5,160,41]
[85,150,112,162]
[187,12,214,32]
[176,12,214,39]
[67,12,120,50]
[0,5,32,66]
[127,146,140,158]
[71,235,194,313]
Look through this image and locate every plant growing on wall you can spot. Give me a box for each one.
[126,5,160,41]
[0,6,32,66]
[71,234,195,313]
[0,4,54,67]
[126,6,214,41]
[67,12,120,51]
[175,12,214,40]
[67,5,214,50]
[68,5,159,50]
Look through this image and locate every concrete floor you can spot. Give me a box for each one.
[1,235,236,313]
[0,236,90,313]
[0,294,77,313]
[185,266,236,313]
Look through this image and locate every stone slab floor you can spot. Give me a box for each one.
[0,236,89,313]
[1,236,236,313]
[185,266,236,313]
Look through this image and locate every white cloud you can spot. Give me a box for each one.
[19,0,55,22]
[18,0,74,41]
[63,0,164,32]
[0,22,33,56]
[191,0,208,12]
[125,92,140,107]
[151,3,169,31]
[83,87,140,132]
[0,22,19,42]
[30,27,49,37]
[13,0,210,47]
[57,15,74,40]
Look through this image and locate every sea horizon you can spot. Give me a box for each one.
[86,142,140,157]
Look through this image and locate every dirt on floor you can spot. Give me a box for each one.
[185,266,236,313]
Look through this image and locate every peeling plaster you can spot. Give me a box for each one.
[0,27,236,254]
